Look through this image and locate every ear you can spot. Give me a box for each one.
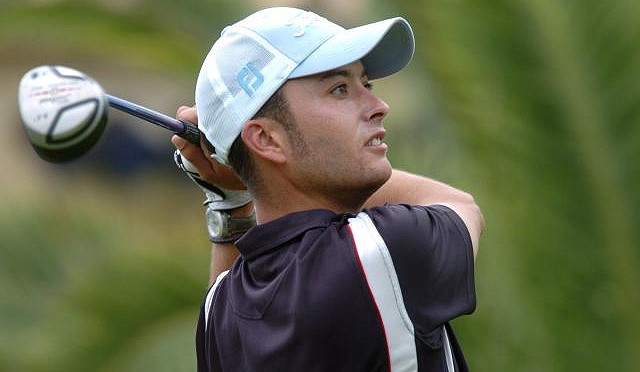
[241,118,288,164]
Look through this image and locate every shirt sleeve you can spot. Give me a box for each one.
[196,296,210,372]
[364,204,476,341]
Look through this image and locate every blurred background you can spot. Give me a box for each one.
[1,0,638,371]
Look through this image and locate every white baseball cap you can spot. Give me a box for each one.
[195,7,415,164]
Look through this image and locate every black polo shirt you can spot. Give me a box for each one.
[196,204,475,372]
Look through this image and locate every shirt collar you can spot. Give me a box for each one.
[236,209,344,260]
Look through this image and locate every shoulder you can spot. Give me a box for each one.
[360,204,471,247]
[348,204,477,334]
[347,204,473,282]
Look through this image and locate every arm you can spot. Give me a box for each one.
[205,204,253,284]
[365,169,484,259]
[208,241,240,285]
[172,106,251,284]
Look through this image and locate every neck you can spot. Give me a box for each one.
[251,179,366,224]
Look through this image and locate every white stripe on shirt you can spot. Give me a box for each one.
[348,213,418,371]
[348,212,455,372]
[205,270,229,331]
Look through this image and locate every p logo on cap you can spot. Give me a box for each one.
[237,62,265,97]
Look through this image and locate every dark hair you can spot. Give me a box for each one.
[228,87,296,191]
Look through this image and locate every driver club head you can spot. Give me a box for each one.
[18,65,108,163]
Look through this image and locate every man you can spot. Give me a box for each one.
[171,7,484,372]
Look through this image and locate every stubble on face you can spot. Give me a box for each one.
[279,66,393,212]
[296,137,391,211]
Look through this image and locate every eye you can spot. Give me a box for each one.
[363,81,373,90]
[330,84,348,95]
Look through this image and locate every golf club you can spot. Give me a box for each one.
[18,65,200,163]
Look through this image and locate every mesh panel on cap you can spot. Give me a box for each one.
[213,29,275,97]
[196,21,300,163]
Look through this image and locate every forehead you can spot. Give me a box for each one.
[289,60,367,86]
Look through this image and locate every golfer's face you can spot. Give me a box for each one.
[282,61,392,205]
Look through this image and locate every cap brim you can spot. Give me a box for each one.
[289,17,414,80]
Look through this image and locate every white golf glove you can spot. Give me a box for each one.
[174,149,253,210]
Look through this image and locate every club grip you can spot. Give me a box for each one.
[178,120,201,144]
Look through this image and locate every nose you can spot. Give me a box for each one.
[362,88,389,123]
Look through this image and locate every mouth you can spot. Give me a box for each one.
[365,130,386,147]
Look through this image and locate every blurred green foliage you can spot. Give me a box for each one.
[1,0,638,371]
[0,176,209,371]
[0,0,249,74]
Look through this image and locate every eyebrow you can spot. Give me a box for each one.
[318,68,368,81]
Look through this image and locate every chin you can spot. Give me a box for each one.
[372,168,392,192]
[373,158,393,183]
[361,162,392,195]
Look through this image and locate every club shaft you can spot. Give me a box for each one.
[107,94,184,132]
[106,94,201,144]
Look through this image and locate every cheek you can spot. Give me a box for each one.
[306,128,358,161]
[306,111,359,143]
[294,104,361,159]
